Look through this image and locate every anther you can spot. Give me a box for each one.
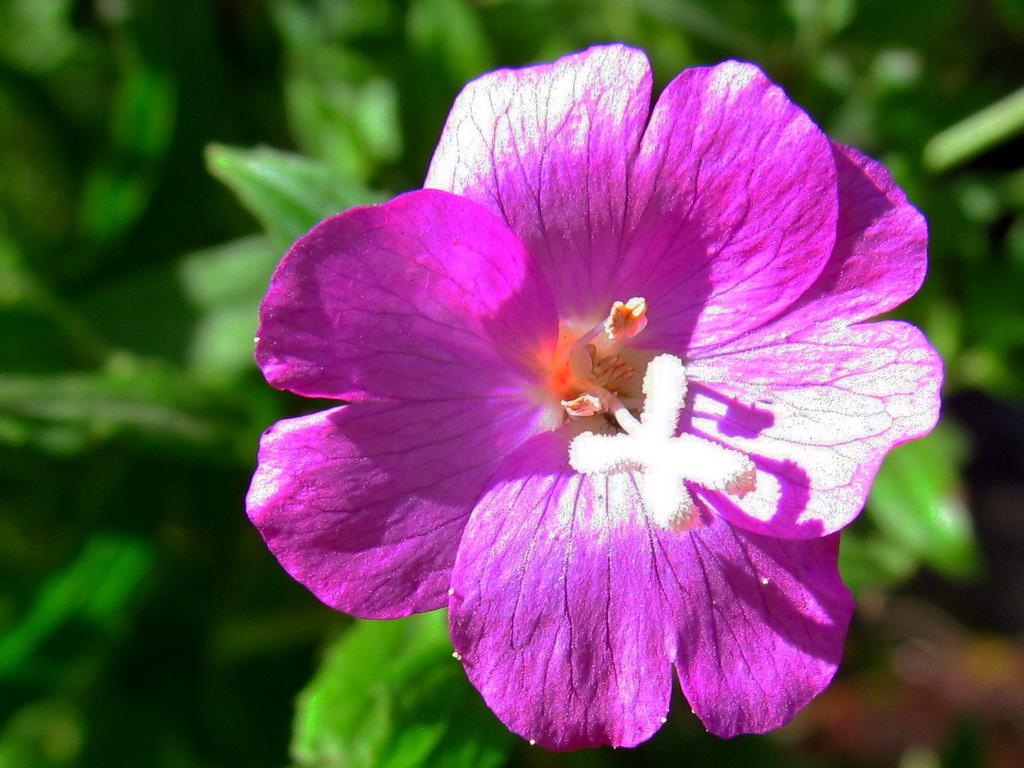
[604,297,648,340]
[554,298,647,419]
[561,393,604,418]
[725,467,757,497]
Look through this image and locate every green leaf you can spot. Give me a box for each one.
[284,69,402,183]
[0,533,153,680]
[108,55,177,162]
[838,527,919,595]
[865,422,980,580]
[206,144,384,247]
[77,54,177,246]
[77,168,156,246]
[924,86,1024,173]
[0,698,84,768]
[292,612,515,768]
[178,235,281,382]
[0,0,77,73]
[0,356,242,455]
[406,0,493,87]
[273,0,402,181]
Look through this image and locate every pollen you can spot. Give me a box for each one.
[604,297,648,340]
[568,354,757,531]
[561,393,605,418]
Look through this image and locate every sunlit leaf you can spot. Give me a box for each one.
[273,0,402,181]
[206,144,383,246]
[407,0,493,85]
[866,423,980,580]
[292,612,514,768]
[178,235,280,381]
[839,528,919,595]
[0,0,76,72]
[285,71,402,183]
[924,86,1024,173]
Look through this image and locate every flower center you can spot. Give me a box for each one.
[545,298,756,532]
[541,297,649,417]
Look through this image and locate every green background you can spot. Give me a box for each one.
[2,0,1022,766]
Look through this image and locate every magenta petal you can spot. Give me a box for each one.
[687,320,943,538]
[658,517,853,736]
[247,397,549,618]
[623,61,838,351]
[449,432,672,750]
[716,142,928,349]
[256,188,556,401]
[425,44,653,320]
[803,143,928,322]
[449,430,852,748]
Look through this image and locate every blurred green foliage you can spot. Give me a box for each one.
[1,0,1022,766]
[292,612,514,768]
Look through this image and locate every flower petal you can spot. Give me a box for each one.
[449,431,673,750]
[247,397,549,618]
[714,142,928,348]
[687,320,943,538]
[425,44,653,320]
[622,61,838,352]
[656,516,853,736]
[256,188,556,401]
[449,430,852,747]
[801,143,928,322]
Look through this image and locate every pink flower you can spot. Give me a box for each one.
[247,45,941,749]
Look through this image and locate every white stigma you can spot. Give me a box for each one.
[568,354,756,531]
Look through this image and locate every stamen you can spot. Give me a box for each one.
[604,297,648,340]
[600,388,640,434]
[552,298,646,419]
[568,343,598,382]
[725,467,757,497]
[561,393,604,418]
[565,296,650,361]
[567,354,757,531]
[590,354,635,391]
[566,327,602,359]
